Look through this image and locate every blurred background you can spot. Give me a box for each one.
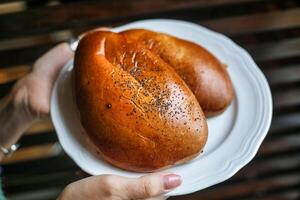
[0,0,300,199]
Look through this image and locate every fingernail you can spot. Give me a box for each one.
[163,174,182,190]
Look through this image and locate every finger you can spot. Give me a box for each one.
[119,173,182,199]
[65,173,179,200]
[33,43,73,81]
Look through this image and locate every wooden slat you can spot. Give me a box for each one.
[269,126,300,140]
[0,131,56,163]
[247,38,300,61]
[2,154,78,176]
[272,85,300,108]
[258,56,300,70]
[0,44,52,67]
[0,65,30,83]
[274,103,300,116]
[0,0,274,40]
[271,81,300,95]
[0,30,73,51]
[175,174,300,200]
[4,170,78,189]
[19,131,57,148]
[0,35,53,51]
[233,155,300,182]
[25,118,54,134]
[0,1,26,15]
[7,187,62,200]
[269,113,300,135]
[273,89,300,108]
[202,9,300,35]
[2,143,62,164]
[0,0,24,3]
[259,134,300,156]
[264,64,300,85]
[3,170,79,195]
[254,191,300,200]
[232,27,300,47]
[257,148,300,166]
[0,80,13,98]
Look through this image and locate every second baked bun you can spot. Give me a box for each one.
[122,29,234,116]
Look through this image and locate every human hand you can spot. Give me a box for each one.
[58,173,182,200]
[0,43,73,157]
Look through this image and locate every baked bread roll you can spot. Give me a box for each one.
[122,29,234,116]
[74,31,208,172]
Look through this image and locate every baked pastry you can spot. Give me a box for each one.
[122,29,234,116]
[74,31,208,172]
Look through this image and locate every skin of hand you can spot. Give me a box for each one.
[58,173,182,200]
[1,39,183,199]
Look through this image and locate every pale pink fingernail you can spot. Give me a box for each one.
[163,174,182,190]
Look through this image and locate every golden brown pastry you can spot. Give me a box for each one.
[74,31,208,172]
[122,29,234,116]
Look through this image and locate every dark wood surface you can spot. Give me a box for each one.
[0,0,300,199]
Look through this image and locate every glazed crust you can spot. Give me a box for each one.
[122,29,234,116]
[74,31,208,172]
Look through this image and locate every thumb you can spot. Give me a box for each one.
[120,173,182,199]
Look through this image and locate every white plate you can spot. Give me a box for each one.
[51,19,272,196]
